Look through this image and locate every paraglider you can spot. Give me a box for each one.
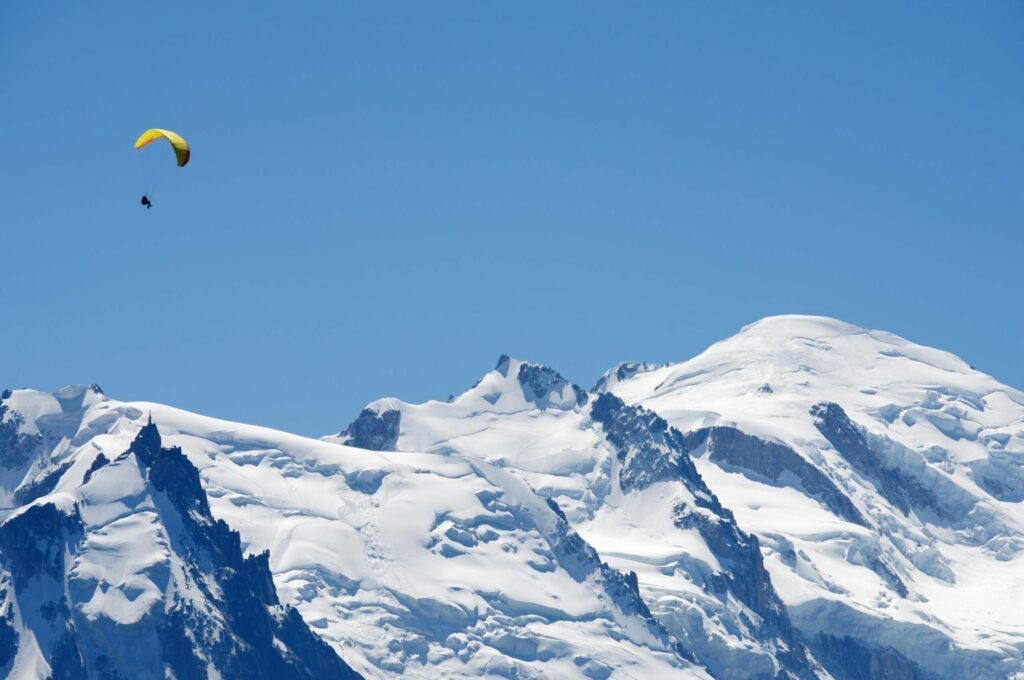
[134,128,189,209]
[134,128,190,167]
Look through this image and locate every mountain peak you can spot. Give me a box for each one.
[330,356,590,450]
[129,416,164,465]
[464,356,587,412]
[729,313,880,346]
[739,314,864,335]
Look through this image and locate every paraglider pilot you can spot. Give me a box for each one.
[134,128,190,209]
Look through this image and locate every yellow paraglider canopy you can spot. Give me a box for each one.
[134,128,190,167]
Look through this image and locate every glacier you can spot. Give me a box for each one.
[2,315,1023,679]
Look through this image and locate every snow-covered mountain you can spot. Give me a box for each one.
[602,316,1024,678]
[2,315,1022,679]
[0,387,706,679]
[330,355,823,679]
[0,387,358,679]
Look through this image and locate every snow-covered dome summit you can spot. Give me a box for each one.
[609,314,1022,453]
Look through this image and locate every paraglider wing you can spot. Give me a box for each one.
[134,128,190,167]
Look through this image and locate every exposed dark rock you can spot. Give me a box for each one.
[338,408,401,451]
[812,632,934,680]
[50,630,88,680]
[0,502,82,590]
[684,426,866,526]
[517,363,588,408]
[82,452,110,484]
[545,497,568,522]
[0,503,85,678]
[0,609,17,675]
[0,398,43,471]
[590,393,707,495]
[811,403,949,520]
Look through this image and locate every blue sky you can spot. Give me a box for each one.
[2,2,1022,435]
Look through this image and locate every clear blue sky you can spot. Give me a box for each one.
[2,2,1022,436]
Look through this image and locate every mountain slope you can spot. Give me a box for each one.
[0,387,359,679]
[603,315,1024,678]
[329,355,825,679]
[0,386,707,679]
